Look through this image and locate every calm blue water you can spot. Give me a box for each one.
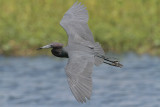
[0,53,160,107]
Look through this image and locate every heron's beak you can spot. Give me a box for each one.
[37,45,52,50]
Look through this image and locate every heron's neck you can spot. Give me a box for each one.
[51,47,68,58]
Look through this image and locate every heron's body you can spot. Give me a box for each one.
[38,1,122,103]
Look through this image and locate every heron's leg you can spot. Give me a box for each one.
[95,54,123,68]
[104,60,123,68]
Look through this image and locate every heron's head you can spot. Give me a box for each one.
[37,42,63,50]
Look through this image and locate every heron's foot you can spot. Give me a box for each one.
[112,61,123,68]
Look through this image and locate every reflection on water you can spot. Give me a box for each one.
[0,53,160,107]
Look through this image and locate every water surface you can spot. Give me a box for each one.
[0,53,160,107]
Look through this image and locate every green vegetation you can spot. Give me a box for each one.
[0,0,160,56]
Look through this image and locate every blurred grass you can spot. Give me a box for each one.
[0,0,160,56]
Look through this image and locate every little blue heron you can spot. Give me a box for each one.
[37,1,123,103]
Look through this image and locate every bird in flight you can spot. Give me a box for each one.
[37,1,123,103]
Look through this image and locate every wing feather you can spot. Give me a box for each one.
[61,2,107,103]
[65,52,94,103]
[60,2,95,44]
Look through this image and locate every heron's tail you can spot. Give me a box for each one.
[94,42,105,66]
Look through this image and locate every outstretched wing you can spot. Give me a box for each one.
[60,2,95,46]
[65,52,94,103]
